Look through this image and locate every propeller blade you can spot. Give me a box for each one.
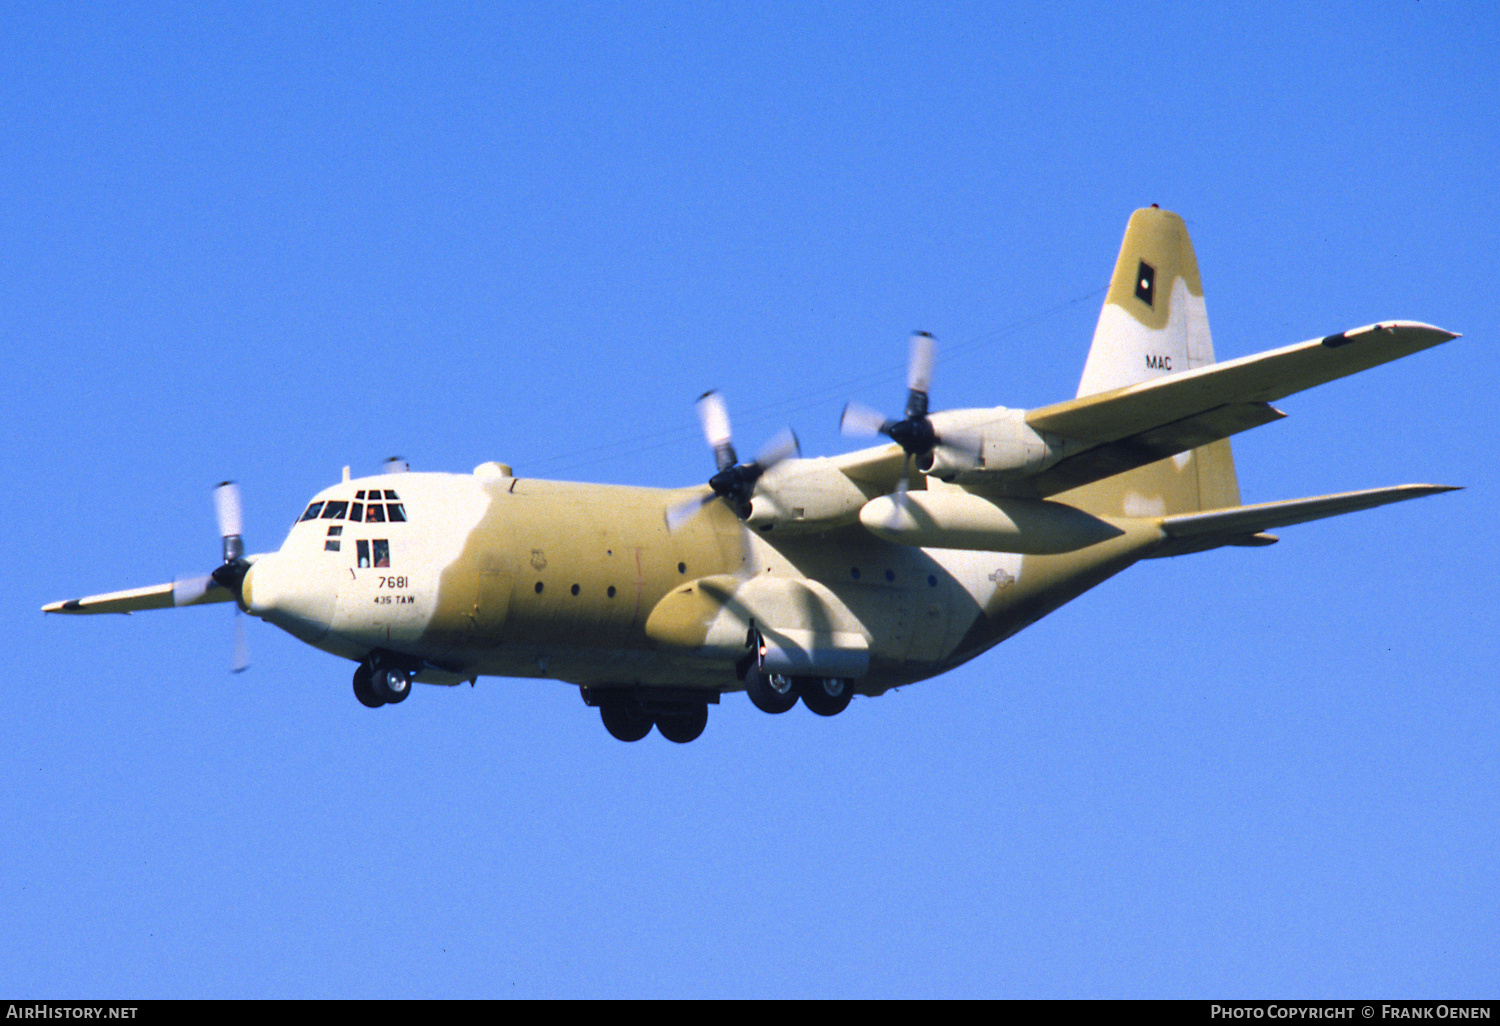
[894,455,912,499]
[907,331,935,397]
[888,457,913,529]
[840,401,890,439]
[231,610,250,674]
[172,574,214,607]
[214,481,244,562]
[665,490,716,532]
[213,481,242,539]
[681,390,799,527]
[752,427,800,471]
[696,390,737,471]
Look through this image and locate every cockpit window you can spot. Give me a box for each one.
[302,493,407,526]
[356,539,392,568]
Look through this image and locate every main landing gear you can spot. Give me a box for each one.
[797,675,854,717]
[352,657,414,707]
[744,664,854,717]
[583,687,714,743]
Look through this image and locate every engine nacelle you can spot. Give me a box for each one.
[923,408,1061,482]
[860,489,1124,554]
[745,456,870,534]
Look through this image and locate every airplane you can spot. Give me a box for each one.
[43,206,1461,744]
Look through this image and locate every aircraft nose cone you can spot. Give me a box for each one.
[243,553,335,644]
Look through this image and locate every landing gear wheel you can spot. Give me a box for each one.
[599,698,653,742]
[353,664,385,707]
[655,703,709,744]
[745,664,798,714]
[798,677,853,717]
[372,666,411,704]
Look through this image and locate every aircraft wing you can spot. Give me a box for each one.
[41,559,265,614]
[829,443,907,495]
[1148,484,1460,558]
[1025,321,1457,496]
[831,321,1456,501]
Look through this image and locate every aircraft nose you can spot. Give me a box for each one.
[242,553,335,644]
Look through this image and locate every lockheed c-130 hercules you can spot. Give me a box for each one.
[45,207,1460,743]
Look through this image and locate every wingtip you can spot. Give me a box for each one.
[1381,483,1463,498]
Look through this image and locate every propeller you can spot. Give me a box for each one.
[666,391,801,531]
[206,480,252,673]
[840,331,974,501]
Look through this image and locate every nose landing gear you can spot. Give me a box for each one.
[372,666,411,703]
[352,664,383,707]
[351,655,416,707]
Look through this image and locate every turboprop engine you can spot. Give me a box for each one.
[744,456,870,534]
[921,407,1069,482]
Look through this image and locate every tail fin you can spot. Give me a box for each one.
[1063,207,1241,517]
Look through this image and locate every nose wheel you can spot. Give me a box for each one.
[352,664,383,707]
[352,660,413,707]
[372,666,411,703]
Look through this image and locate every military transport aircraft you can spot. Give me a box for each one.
[44,207,1460,743]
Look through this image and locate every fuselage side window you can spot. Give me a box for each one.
[299,502,325,522]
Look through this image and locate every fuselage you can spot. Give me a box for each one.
[240,464,1166,695]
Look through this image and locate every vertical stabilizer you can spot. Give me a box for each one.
[1061,207,1241,517]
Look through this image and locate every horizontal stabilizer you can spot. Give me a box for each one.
[1149,484,1460,558]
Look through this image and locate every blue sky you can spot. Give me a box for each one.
[3,2,1496,998]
